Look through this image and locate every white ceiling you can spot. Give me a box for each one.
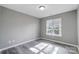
[1,4,78,18]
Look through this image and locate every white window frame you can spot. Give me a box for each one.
[46,18,62,37]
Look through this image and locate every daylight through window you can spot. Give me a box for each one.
[46,18,62,36]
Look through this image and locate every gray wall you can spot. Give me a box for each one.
[40,10,77,45]
[77,7,79,49]
[0,6,40,49]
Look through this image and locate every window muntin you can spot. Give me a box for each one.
[46,18,62,36]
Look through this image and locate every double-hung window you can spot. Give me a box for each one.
[46,18,62,36]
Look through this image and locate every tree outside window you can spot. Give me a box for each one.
[46,18,62,36]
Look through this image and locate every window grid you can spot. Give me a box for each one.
[46,18,62,36]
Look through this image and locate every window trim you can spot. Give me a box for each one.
[46,18,62,37]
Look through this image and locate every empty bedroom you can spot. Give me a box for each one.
[0,4,79,54]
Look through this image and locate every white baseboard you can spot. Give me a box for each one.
[42,38,79,52]
[0,38,38,52]
[77,45,79,51]
[41,38,78,48]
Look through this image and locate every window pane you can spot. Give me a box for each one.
[46,20,53,35]
[53,30,59,34]
[46,18,62,36]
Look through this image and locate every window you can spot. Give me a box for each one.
[46,18,62,36]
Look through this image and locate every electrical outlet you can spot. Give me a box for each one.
[8,40,12,44]
[8,40,15,44]
[12,40,15,43]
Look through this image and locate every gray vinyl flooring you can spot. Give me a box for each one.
[0,39,78,54]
